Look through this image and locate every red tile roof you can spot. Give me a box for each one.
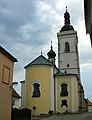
[86,99,92,106]
[12,88,21,98]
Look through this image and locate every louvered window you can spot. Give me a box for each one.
[65,42,70,52]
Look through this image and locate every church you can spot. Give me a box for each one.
[20,8,85,115]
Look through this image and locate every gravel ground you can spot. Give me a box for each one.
[41,112,92,120]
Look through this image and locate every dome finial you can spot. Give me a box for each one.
[51,41,53,50]
[66,6,67,12]
[41,49,42,55]
[51,41,52,45]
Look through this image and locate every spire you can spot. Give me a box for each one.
[41,49,42,55]
[64,6,70,25]
[60,7,74,32]
[51,41,53,50]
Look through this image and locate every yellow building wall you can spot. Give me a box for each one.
[56,75,79,113]
[0,52,14,120]
[25,65,53,115]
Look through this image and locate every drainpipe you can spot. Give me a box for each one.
[54,74,56,114]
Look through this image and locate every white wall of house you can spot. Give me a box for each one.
[13,98,21,109]
[88,106,92,112]
[21,81,26,108]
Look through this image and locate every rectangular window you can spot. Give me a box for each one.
[2,65,10,85]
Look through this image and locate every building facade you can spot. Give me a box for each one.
[21,8,85,115]
[12,88,21,109]
[0,46,17,120]
[24,54,58,115]
[55,72,79,113]
[57,8,85,112]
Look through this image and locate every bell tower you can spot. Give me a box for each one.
[57,7,80,79]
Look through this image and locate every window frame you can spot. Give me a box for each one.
[60,83,68,97]
[31,80,41,98]
[65,42,70,53]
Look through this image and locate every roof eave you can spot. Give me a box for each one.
[0,46,18,62]
[54,71,78,77]
[24,64,54,68]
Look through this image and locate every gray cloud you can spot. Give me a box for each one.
[0,0,85,69]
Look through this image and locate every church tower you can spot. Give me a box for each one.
[57,7,80,80]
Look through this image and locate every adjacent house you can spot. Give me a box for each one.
[12,88,21,109]
[85,99,92,112]
[0,46,17,120]
[20,80,26,109]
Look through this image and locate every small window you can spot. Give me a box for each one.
[51,60,53,64]
[61,100,68,107]
[12,99,15,106]
[67,64,69,67]
[60,83,68,97]
[65,42,70,52]
[32,83,41,97]
[58,42,60,51]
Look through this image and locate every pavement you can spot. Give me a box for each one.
[41,112,92,120]
[32,112,92,120]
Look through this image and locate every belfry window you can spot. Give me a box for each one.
[32,83,41,97]
[60,83,68,97]
[61,100,68,107]
[65,42,70,52]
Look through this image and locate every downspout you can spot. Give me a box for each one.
[54,74,56,114]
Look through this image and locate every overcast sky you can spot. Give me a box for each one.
[0,0,92,101]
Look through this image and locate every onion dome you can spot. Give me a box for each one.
[60,7,74,32]
[47,42,56,59]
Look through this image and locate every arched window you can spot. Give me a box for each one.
[65,42,70,52]
[60,83,68,97]
[61,100,68,107]
[32,83,41,97]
